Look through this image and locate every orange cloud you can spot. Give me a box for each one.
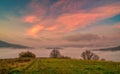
[26,25,44,37]
[46,26,57,31]
[23,15,38,23]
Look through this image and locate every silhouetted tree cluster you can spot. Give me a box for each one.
[50,49,61,58]
[50,49,100,60]
[81,50,100,60]
[19,51,36,58]
[50,49,71,59]
[19,48,102,61]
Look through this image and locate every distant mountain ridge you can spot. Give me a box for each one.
[0,40,30,49]
[96,46,120,51]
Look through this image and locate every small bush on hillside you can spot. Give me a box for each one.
[92,54,99,60]
[60,56,71,59]
[19,51,36,58]
[0,68,10,74]
[101,58,106,61]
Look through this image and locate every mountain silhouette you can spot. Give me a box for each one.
[0,40,30,49]
[96,46,120,51]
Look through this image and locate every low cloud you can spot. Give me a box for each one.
[25,37,41,42]
[63,33,101,42]
[114,23,120,29]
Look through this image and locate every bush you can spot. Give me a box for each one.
[19,51,36,58]
[0,69,10,74]
[101,58,106,61]
[60,56,71,59]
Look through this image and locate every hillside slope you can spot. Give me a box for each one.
[8,58,120,74]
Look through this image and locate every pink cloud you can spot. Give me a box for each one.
[57,2,120,30]
[45,26,57,31]
[49,0,86,14]
[23,0,120,37]
[23,15,38,23]
[114,23,120,29]
[56,13,101,31]
[29,0,47,18]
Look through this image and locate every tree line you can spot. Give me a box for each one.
[19,49,105,61]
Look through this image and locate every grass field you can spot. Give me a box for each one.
[0,58,120,74]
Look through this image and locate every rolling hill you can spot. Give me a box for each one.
[0,58,120,74]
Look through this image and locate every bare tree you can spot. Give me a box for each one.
[50,49,61,58]
[81,50,99,60]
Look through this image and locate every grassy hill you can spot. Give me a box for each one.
[0,58,120,74]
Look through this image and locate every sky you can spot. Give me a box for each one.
[0,0,120,48]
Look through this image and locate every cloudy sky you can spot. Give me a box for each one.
[0,0,120,48]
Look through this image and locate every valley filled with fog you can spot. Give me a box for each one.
[0,48,120,62]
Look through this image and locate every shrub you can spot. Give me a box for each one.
[19,51,36,58]
[60,56,71,59]
[92,54,99,60]
[0,69,10,74]
[101,58,106,61]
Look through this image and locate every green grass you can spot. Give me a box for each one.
[0,58,120,74]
